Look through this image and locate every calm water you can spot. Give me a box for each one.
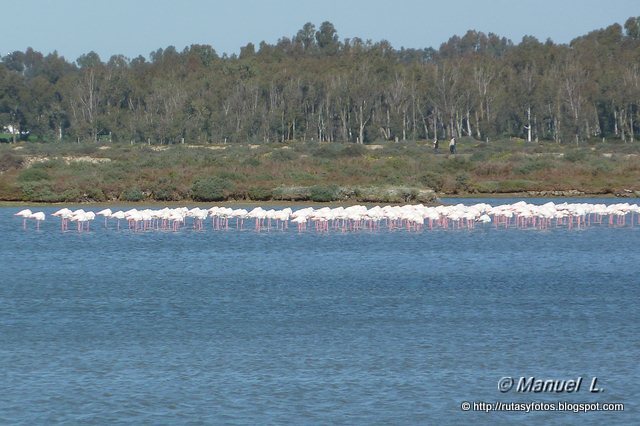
[1,199,639,425]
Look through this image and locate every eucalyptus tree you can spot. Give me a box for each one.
[66,51,106,142]
[503,36,548,142]
[431,60,462,139]
[295,22,317,53]
[1,17,639,145]
[0,64,27,142]
[316,21,340,55]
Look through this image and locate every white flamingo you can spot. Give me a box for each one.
[52,208,73,231]
[96,208,113,227]
[10,201,640,235]
[29,212,46,230]
[14,209,33,229]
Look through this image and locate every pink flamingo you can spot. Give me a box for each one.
[14,209,32,229]
[96,208,113,227]
[52,208,73,231]
[29,212,46,230]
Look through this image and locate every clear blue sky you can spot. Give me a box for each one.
[2,0,637,62]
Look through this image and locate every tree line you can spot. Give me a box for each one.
[1,18,639,145]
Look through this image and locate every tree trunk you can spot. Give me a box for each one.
[620,108,626,142]
[385,108,391,141]
[292,118,296,141]
[340,108,348,142]
[629,106,635,142]
[585,120,590,141]
[411,96,417,140]
[449,113,455,139]
[358,101,366,144]
[402,109,407,141]
[593,105,601,137]
[526,105,532,142]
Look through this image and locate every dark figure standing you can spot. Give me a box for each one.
[433,139,439,153]
[449,137,456,154]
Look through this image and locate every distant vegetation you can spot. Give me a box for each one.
[0,18,639,146]
[2,18,640,203]
[1,139,638,203]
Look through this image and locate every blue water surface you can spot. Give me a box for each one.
[1,199,639,425]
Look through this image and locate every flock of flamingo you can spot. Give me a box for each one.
[12,201,640,233]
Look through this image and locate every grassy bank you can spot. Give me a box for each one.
[1,137,639,203]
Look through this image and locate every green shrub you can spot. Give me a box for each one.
[247,187,273,201]
[272,186,311,201]
[270,149,297,161]
[120,187,145,202]
[146,177,169,200]
[355,186,418,203]
[470,149,491,162]
[62,188,83,202]
[342,144,366,157]
[33,158,66,169]
[381,143,406,156]
[496,179,537,192]
[475,181,499,193]
[241,157,261,167]
[419,172,444,191]
[216,171,244,182]
[309,184,340,202]
[564,150,587,163]
[396,187,419,202]
[312,144,343,159]
[455,173,471,192]
[441,156,471,172]
[151,187,180,201]
[146,177,181,201]
[515,159,554,175]
[335,186,357,199]
[473,160,512,177]
[415,188,438,203]
[199,154,223,167]
[19,181,60,202]
[73,144,99,156]
[85,188,107,202]
[0,133,15,142]
[17,168,50,182]
[312,143,364,159]
[0,152,23,171]
[588,159,614,176]
[285,170,319,183]
[191,176,233,201]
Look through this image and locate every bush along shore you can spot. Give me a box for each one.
[0,138,639,204]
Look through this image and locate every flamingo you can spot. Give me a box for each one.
[110,211,126,230]
[29,212,46,230]
[96,208,113,227]
[231,209,248,229]
[291,215,308,232]
[14,209,33,229]
[169,210,185,231]
[52,208,73,231]
[10,201,640,235]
